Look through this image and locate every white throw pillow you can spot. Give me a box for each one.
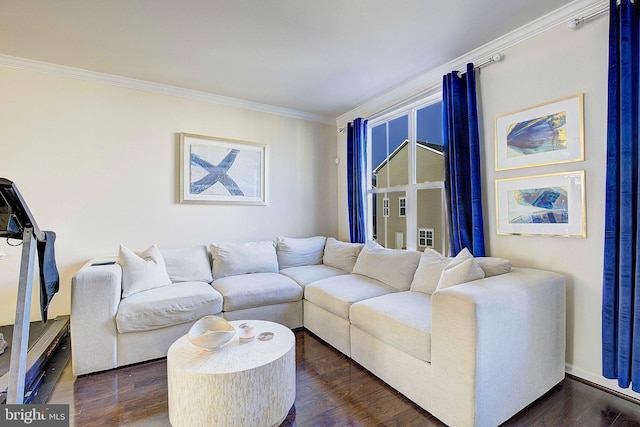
[352,240,421,291]
[435,248,485,292]
[118,244,172,298]
[210,241,278,279]
[276,236,327,269]
[410,248,450,295]
[322,238,364,273]
[475,257,512,277]
[162,246,213,283]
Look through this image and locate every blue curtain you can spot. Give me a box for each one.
[602,0,640,391]
[442,63,485,257]
[347,118,368,243]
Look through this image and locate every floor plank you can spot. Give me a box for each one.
[47,329,640,426]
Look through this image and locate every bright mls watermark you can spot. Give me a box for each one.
[2,405,69,426]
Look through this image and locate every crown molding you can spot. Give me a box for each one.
[0,54,335,125]
[336,0,608,126]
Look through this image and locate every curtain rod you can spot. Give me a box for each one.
[567,5,609,30]
[339,4,611,134]
[456,53,503,78]
[339,52,503,133]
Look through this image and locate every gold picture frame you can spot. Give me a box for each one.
[495,94,584,171]
[179,133,268,205]
[495,170,586,237]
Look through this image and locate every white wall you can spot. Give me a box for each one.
[338,15,638,398]
[0,66,338,326]
[480,15,623,395]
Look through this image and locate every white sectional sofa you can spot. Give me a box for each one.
[70,236,565,427]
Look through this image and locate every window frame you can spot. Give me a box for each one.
[418,227,435,248]
[399,196,406,217]
[382,197,390,218]
[366,92,445,252]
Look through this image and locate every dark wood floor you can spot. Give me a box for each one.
[46,329,640,426]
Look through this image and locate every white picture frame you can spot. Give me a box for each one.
[495,94,584,171]
[495,170,586,237]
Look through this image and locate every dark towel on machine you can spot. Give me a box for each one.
[37,231,59,322]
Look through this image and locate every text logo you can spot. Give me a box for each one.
[2,405,69,426]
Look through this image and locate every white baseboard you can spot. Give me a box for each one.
[565,363,640,402]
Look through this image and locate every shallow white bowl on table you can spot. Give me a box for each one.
[187,316,236,351]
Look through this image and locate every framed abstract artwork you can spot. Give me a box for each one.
[179,133,267,205]
[495,171,586,237]
[495,94,584,171]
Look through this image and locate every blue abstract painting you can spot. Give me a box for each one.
[189,144,262,198]
[506,112,567,158]
[507,186,568,224]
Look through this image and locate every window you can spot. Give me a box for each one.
[368,95,447,253]
[382,197,390,217]
[418,228,434,248]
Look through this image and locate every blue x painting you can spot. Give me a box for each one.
[189,143,262,198]
[191,150,244,196]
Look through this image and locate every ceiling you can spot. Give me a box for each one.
[0,0,576,119]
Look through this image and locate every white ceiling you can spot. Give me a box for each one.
[0,0,577,119]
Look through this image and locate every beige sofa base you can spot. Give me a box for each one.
[117,320,201,369]
[77,303,300,376]
[303,300,351,356]
[350,325,432,411]
[222,301,303,329]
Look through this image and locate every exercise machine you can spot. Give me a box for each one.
[0,178,60,404]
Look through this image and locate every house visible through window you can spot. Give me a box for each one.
[368,95,447,253]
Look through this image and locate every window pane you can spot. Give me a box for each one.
[417,188,447,254]
[399,197,406,217]
[371,115,409,188]
[373,190,407,249]
[416,103,444,183]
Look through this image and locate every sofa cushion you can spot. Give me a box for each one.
[162,246,213,283]
[118,244,172,298]
[304,274,396,320]
[410,248,449,295]
[116,281,223,333]
[210,241,278,279]
[280,264,347,287]
[276,236,327,269]
[476,257,512,277]
[212,272,303,311]
[322,238,364,273]
[350,291,432,362]
[352,241,421,291]
[435,248,485,292]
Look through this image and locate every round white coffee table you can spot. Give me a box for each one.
[167,320,295,427]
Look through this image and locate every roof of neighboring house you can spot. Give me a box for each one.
[373,139,443,174]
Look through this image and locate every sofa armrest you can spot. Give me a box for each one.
[70,259,122,375]
[430,268,566,427]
